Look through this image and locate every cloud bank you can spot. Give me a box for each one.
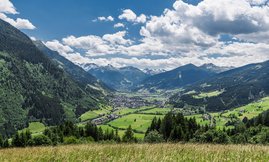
[45,0,269,70]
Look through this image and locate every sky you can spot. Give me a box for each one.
[1,0,269,70]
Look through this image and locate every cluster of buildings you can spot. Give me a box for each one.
[109,95,152,109]
[91,113,120,125]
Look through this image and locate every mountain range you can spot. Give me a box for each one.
[170,61,269,112]
[80,63,232,92]
[135,64,217,92]
[81,63,149,91]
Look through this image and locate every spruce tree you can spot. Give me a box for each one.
[114,129,121,142]
[160,112,174,140]
[3,139,9,148]
[123,125,135,142]
[0,135,3,147]
[97,127,103,141]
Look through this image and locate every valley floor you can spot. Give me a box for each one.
[0,143,269,161]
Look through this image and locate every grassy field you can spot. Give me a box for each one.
[186,114,211,125]
[79,108,111,121]
[108,114,164,133]
[20,122,46,134]
[113,106,152,116]
[222,97,269,120]
[140,108,172,115]
[99,125,145,139]
[1,143,269,161]
[185,97,269,129]
[192,90,223,99]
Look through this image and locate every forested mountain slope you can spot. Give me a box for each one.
[34,40,111,92]
[170,61,269,112]
[0,19,107,136]
[136,64,215,92]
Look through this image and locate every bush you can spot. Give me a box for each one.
[81,136,95,143]
[32,134,52,146]
[63,136,80,144]
[258,130,269,144]
[27,139,35,146]
[231,134,247,144]
[213,131,230,144]
[144,131,164,143]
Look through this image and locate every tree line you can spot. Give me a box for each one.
[144,111,269,144]
[3,109,269,148]
[2,121,137,148]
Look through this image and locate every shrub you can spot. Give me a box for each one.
[63,136,80,144]
[144,131,164,143]
[32,134,52,146]
[81,136,95,143]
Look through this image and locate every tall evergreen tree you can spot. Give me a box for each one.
[160,112,174,140]
[0,135,3,147]
[123,125,135,142]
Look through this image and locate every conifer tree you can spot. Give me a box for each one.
[123,125,135,142]
[0,135,3,147]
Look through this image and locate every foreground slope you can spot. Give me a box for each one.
[170,61,269,111]
[0,19,106,136]
[0,144,268,161]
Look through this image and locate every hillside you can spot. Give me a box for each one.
[82,64,149,91]
[0,19,107,136]
[136,64,215,92]
[1,144,268,161]
[170,61,269,112]
[34,40,111,93]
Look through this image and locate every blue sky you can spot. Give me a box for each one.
[1,0,269,70]
[13,0,176,40]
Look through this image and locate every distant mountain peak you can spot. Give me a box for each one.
[83,64,149,91]
[200,63,234,73]
[137,64,215,91]
[104,64,117,70]
[142,68,166,75]
[81,63,99,71]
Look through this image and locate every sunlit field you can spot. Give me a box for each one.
[1,143,269,161]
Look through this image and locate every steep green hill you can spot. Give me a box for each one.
[0,19,107,136]
[33,40,112,93]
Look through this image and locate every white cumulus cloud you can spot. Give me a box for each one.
[119,9,147,24]
[45,0,269,69]
[93,16,114,22]
[114,23,125,28]
[0,0,35,30]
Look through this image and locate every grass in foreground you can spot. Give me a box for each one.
[0,143,269,161]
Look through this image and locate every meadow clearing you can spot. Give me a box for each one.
[0,143,269,161]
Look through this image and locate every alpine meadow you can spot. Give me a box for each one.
[1,0,269,161]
